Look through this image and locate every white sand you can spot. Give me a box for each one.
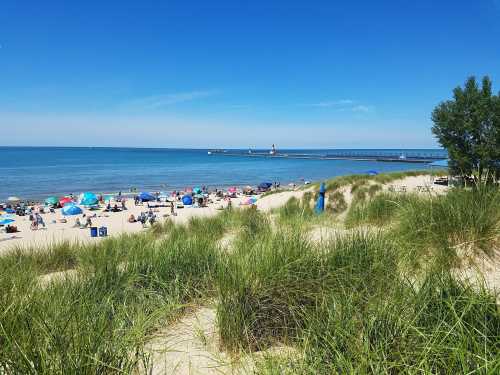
[0,190,307,254]
[0,175,447,255]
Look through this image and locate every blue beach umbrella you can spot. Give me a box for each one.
[79,192,98,206]
[258,182,272,191]
[193,187,203,194]
[61,204,83,216]
[182,195,193,205]
[315,183,326,214]
[138,192,156,202]
[0,218,15,225]
[0,218,15,226]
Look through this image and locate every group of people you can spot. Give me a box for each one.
[29,212,46,230]
[72,216,93,229]
[104,200,126,212]
[128,209,157,226]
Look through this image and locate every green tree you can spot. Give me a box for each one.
[432,76,500,182]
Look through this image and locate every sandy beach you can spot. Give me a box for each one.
[0,174,447,255]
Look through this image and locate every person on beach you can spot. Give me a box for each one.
[121,200,127,210]
[170,202,175,216]
[84,217,92,228]
[35,213,45,228]
[73,218,82,228]
[128,214,136,223]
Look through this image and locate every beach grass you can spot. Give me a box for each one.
[0,175,499,373]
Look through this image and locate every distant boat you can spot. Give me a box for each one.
[207,151,212,155]
[399,153,407,160]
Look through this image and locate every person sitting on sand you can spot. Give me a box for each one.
[5,224,18,233]
[112,204,119,212]
[83,217,92,228]
[128,214,136,223]
[73,218,82,228]
[35,213,45,228]
[121,200,127,210]
[149,215,156,226]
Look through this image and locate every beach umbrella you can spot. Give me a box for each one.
[241,196,257,205]
[138,192,156,202]
[315,183,326,214]
[185,187,193,193]
[59,197,74,206]
[0,218,15,226]
[0,214,15,220]
[227,187,237,194]
[7,196,20,203]
[79,192,98,206]
[61,204,83,216]
[4,208,15,214]
[103,195,115,203]
[182,195,193,205]
[45,196,59,206]
[258,182,272,191]
[193,187,202,194]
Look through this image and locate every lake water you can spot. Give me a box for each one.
[0,147,446,200]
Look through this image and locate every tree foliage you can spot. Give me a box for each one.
[432,76,500,181]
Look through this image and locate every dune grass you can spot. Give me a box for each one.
[1,176,499,373]
[314,169,447,192]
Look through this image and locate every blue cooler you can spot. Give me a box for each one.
[90,227,98,237]
[99,226,108,237]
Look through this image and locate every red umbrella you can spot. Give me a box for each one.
[59,197,74,206]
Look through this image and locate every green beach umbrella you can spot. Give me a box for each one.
[45,196,59,205]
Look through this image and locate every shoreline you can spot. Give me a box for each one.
[0,172,447,254]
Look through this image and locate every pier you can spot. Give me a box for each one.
[208,150,446,164]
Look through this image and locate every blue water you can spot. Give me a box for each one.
[0,147,447,201]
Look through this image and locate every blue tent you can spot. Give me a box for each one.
[138,192,156,202]
[315,183,326,214]
[182,195,193,205]
[62,204,83,216]
[79,192,98,206]
[258,182,272,191]
[430,159,449,168]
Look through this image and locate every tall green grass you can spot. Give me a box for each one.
[218,226,500,373]
[1,177,498,373]
[0,219,223,373]
[346,192,417,227]
[397,186,500,265]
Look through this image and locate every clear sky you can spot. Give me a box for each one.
[1,0,499,148]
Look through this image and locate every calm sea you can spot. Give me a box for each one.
[0,147,446,201]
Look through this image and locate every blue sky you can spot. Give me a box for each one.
[1,0,499,148]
